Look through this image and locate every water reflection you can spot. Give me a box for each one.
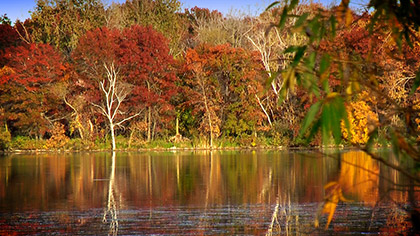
[102,152,119,235]
[0,150,417,234]
[339,151,379,205]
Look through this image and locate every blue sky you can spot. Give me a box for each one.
[0,0,344,23]
[0,0,270,23]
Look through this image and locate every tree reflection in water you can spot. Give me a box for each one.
[0,150,418,234]
[103,152,119,235]
[313,151,417,234]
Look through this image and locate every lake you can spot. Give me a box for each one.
[0,150,417,235]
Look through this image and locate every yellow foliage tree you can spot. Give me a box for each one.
[45,123,69,149]
[342,98,378,144]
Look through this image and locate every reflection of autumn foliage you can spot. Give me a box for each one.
[339,151,379,205]
[315,151,381,229]
[1,151,418,234]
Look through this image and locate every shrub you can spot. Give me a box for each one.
[45,123,69,149]
[10,136,46,150]
[0,125,11,150]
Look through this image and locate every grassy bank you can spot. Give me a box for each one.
[0,134,306,153]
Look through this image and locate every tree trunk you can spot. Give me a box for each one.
[76,115,85,140]
[147,107,151,142]
[203,96,213,148]
[128,128,135,148]
[207,110,213,148]
[200,81,213,148]
[109,121,116,150]
[255,94,272,127]
[175,116,180,136]
[146,81,152,142]
[152,119,156,140]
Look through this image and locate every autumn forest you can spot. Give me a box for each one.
[0,0,419,151]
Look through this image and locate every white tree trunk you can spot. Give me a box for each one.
[109,122,116,151]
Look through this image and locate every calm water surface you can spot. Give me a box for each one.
[0,150,417,235]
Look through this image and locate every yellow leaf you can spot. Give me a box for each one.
[326,92,339,99]
[317,182,352,229]
[324,181,339,189]
[346,85,352,95]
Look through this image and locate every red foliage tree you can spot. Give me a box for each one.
[0,43,67,137]
[0,23,21,67]
[0,24,20,51]
[72,25,177,148]
[120,25,177,140]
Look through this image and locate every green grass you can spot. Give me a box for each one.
[3,133,299,151]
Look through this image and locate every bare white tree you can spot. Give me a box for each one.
[92,62,142,150]
[246,5,308,127]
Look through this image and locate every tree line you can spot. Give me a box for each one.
[0,0,419,151]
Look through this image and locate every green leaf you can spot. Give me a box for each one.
[330,97,345,145]
[289,0,299,10]
[302,72,314,90]
[389,130,400,159]
[319,54,331,75]
[365,128,378,152]
[395,31,403,51]
[308,16,321,42]
[299,101,321,137]
[278,7,289,30]
[321,104,331,145]
[404,30,413,48]
[266,1,281,10]
[329,15,337,37]
[311,81,321,98]
[319,21,326,40]
[284,45,299,54]
[305,52,317,70]
[294,13,309,29]
[307,118,321,143]
[369,10,380,34]
[410,69,420,95]
[292,46,307,66]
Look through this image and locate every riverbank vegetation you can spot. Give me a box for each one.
[0,0,418,154]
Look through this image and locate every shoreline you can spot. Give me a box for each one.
[1,145,363,155]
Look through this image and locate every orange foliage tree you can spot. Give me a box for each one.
[181,44,265,146]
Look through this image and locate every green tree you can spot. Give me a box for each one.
[0,14,12,25]
[30,0,106,55]
[107,0,184,57]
